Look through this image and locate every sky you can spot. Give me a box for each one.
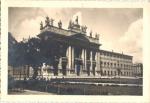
[8,8,143,63]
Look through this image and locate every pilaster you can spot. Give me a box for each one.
[90,51,93,72]
[71,46,75,72]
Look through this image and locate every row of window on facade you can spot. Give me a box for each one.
[133,68,142,73]
[100,52,132,60]
[102,70,133,76]
[100,61,132,68]
[100,57,132,63]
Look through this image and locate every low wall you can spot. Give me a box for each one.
[8,78,143,95]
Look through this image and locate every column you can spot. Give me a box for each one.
[90,51,93,74]
[85,49,87,72]
[66,46,71,75]
[95,52,97,76]
[67,46,72,75]
[96,52,100,76]
[100,51,103,76]
[58,58,62,74]
[81,49,85,74]
[71,46,75,73]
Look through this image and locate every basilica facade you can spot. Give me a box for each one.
[37,16,137,78]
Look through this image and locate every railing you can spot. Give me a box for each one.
[61,57,68,62]
[74,58,83,64]
[86,60,91,65]
[92,60,96,65]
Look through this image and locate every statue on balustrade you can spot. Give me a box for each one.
[45,16,55,27]
[90,31,92,37]
[81,25,87,33]
[58,20,62,29]
[40,21,44,30]
[50,18,54,26]
[68,20,74,29]
[75,16,78,25]
[95,33,99,40]
[84,25,87,32]
[45,16,50,26]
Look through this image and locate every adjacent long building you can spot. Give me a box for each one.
[100,50,133,77]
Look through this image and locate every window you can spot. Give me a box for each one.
[114,71,116,75]
[100,61,103,65]
[111,63,113,66]
[104,71,106,75]
[104,53,106,56]
[107,62,109,66]
[104,62,106,66]
[108,71,109,75]
[111,71,113,75]
[129,72,130,76]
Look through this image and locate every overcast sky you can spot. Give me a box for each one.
[8,8,143,63]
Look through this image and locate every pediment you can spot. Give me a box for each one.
[69,33,90,43]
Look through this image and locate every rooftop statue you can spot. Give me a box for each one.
[84,26,87,32]
[40,21,44,30]
[97,34,99,40]
[50,18,54,26]
[45,16,50,26]
[58,20,62,29]
[75,16,78,25]
[68,20,73,29]
[81,25,87,33]
[95,33,99,40]
[95,33,98,39]
[90,31,92,37]
[81,26,84,32]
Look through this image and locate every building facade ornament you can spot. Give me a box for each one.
[58,20,62,29]
[90,31,92,37]
[75,16,78,25]
[50,18,54,26]
[68,20,73,29]
[45,16,50,26]
[81,25,87,33]
[95,33,99,40]
[40,21,44,30]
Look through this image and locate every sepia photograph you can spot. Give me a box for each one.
[8,7,143,95]
[1,0,150,102]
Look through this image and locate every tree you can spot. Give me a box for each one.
[8,32,18,67]
[8,32,68,78]
[24,37,44,79]
[8,33,44,79]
